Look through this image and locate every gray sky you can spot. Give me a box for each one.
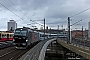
[0,0,90,31]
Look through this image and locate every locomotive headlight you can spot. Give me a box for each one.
[26,40,28,42]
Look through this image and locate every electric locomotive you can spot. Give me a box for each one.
[13,27,39,49]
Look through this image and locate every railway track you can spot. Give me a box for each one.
[0,39,51,60]
[0,46,32,60]
[0,41,13,49]
[0,41,39,60]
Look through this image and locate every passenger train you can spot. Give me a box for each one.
[13,27,67,49]
[0,32,14,42]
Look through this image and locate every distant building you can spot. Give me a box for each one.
[88,22,90,38]
[71,30,87,38]
[7,20,17,31]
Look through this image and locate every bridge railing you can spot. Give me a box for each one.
[59,38,90,50]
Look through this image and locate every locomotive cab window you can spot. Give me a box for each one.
[14,29,27,36]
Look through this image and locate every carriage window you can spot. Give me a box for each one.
[5,34,7,38]
[7,34,9,38]
[2,34,5,38]
[10,35,13,38]
[2,34,7,38]
[10,34,13,38]
[40,34,44,37]
[10,35,11,38]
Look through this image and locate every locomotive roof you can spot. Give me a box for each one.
[16,28,30,30]
[15,28,34,32]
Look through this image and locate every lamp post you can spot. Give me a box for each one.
[68,17,71,43]
[82,26,83,40]
[75,28,77,38]
[68,18,82,44]
[44,18,45,40]
[50,28,51,38]
[57,25,59,38]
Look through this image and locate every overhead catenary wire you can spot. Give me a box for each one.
[70,19,82,26]
[9,0,44,26]
[68,8,90,28]
[70,8,90,18]
[9,0,65,29]
[69,8,90,28]
[9,0,32,23]
[0,2,27,23]
[8,0,28,19]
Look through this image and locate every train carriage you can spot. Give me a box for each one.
[0,32,14,42]
[7,33,14,41]
[13,27,68,49]
[39,32,50,40]
[0,32,7,41]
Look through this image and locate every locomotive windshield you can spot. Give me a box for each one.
[14,29,27,36]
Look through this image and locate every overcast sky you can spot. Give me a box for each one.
[0,0,90,31]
